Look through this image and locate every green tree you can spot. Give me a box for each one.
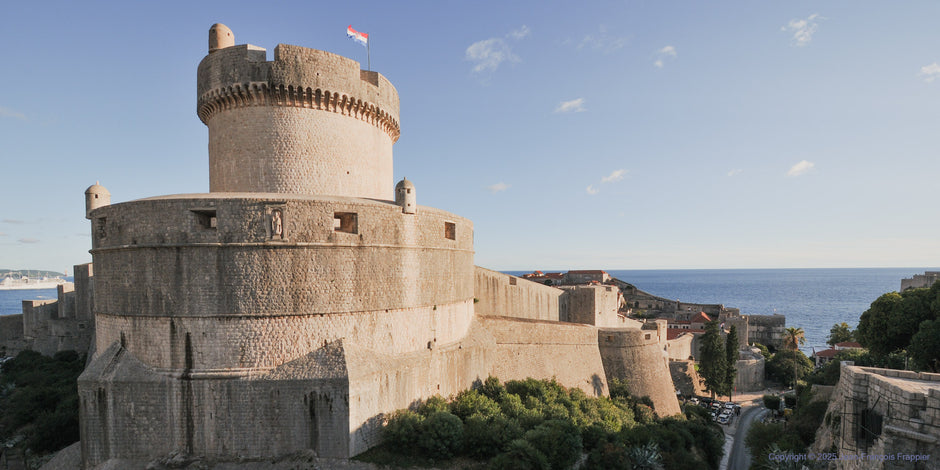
[724,325,739,400]
[827,322,854,346]
[909,319,940,372]
[697,320,727,398]
[766,349,813,387]
[856,284,940,357]
[782,327,805,351]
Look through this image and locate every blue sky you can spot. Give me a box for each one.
[2,1,940,272]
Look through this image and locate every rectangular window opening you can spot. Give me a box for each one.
[444,221,456,240]
[509,277,517,286]
[334,212,358,234]
[191,209,217,230]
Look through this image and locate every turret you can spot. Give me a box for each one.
[395,178,416,214]
[196,25,400,199]
[84,182,110,219]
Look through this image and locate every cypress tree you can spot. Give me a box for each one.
[725,325,739,401]
[698,319,727,398]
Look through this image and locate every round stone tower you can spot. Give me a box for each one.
[197,25,400,199]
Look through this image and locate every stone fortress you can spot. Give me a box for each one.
[37,24,701,468]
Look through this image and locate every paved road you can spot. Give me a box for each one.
[724,405,769,470]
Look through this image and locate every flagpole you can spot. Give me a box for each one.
[367,35,371,71]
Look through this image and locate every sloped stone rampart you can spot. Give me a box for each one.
[599,327,682,416]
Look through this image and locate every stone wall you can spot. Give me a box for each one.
[561,285,626,328]
[744,314,786,349]
[473,267,564,322]
[0,314,25,356]
[666,333,694,361]
[598,326,681,416]
[900,271,940,291]
[733,355,765,392]
[669,360,706,397]
[812,363,940,469]
[480,315,608,397]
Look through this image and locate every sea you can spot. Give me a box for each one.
[505,268,935,354]
[0,268,930,355]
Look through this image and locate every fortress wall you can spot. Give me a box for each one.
[95,300,473,370]
[734,357,764,392]
[599,328,681,416]
[90,197,472,318]
[0,314,25,356]
[74,263,94,321]
[669,360,706,397]
[207,106,393,198]
[79,342,352,467]
[56,283,75,319]
[745,314,786,348]
[346,325,494,455]
[666,333,693,361]
[22,299,57,339]
[474,267,564,321]
[562,285,622,327]
[479,315,608,397]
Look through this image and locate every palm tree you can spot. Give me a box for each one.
[783,327,805,351]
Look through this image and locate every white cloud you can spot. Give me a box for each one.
[555,98,586,113]
[727,169,743,177]
[0,232,6,236]
[658,46,677,57]
[509,25,530,40]
[786,160,815,177]
[654,46,677,68]
[919,63,940,83]
[601,169,626,183]
[2,219,24,224]
[577,25,629,53]
[0,106,26,120]
[783,14,822,47]
[466,38,519,73]
[18,238,39,244]
[586,185,599,195]
[487,182,510,193]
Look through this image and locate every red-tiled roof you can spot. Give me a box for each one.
[836,342,863,348]
[690,312,712,323]
[666,329,704,340]
[815,348,839,358]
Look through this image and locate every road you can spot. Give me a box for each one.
[722,404,769,470]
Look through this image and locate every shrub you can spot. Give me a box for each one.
[383,409,424,452]
[418,395,449,416]
[489,438,550,470]
[450,389,501,421]
[417,411,464,458]
[523,419,583,470]
[480,375,505,401]
[762,394,781,411]
[463,414,523,458]
[585,441,632,470]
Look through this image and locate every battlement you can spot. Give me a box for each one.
[197,44,400,141]
[196,25,400,199]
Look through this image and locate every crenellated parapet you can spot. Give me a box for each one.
[197,79,400,143]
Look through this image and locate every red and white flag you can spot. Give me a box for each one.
[347,25,368,47]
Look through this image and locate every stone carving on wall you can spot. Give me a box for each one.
[270,209,283,239]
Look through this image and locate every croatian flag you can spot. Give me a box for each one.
[347,25,368,47]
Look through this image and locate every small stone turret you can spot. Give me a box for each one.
[208,23,234,53]
[395,178,416,214]
[84,182,110,219]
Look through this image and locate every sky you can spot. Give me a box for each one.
[2,1,940,272]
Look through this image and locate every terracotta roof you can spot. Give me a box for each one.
[690,312,712,323]
[815,348,839,358]
[836,342,863,348]
[666,328,704,340]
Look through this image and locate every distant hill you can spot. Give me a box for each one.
[0,269,66,278]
